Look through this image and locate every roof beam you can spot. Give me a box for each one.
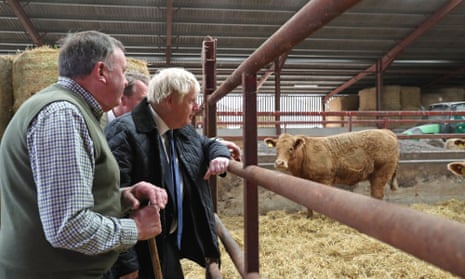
[165,0,173,65]
[323,0,464,103]
[6,0,42,46]
[207,0,363,105]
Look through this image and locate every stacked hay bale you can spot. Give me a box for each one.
[400,86,422,129]
[357,85,422,128]
[327,95,359,127]
[357,87,377,127]
[382,85,402,128]
[12,46,59,112]
[382,85,402,110]
[127,57,150,77]
[0,55,14,140]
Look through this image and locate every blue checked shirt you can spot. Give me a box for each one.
[26,77,137,255]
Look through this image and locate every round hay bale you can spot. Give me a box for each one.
[0,55,14,140]
[127,57,150,76]
[358,87,376,111]
[327,96,359,127]
[400,86,421,109]
[328,97,343,111]
[327,97,343,127]
[381,85,401,110]
[12,46,59,111]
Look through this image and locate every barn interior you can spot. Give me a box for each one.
[1,1,465,278]
[1,0,465,99]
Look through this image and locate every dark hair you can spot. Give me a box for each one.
[124,71,149,97]
[58,30,125,78]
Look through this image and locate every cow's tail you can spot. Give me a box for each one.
[389,167,399,191]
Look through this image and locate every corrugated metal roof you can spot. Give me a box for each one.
[1,0,464,99]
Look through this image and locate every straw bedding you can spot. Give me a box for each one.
[181,199,464,278]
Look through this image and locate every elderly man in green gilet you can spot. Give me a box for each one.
[0,30,167,279]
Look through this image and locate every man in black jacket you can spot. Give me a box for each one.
[105,67,234,279]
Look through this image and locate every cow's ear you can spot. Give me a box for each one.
[455,139,465,147]
[294,137,305,149]
[447,162,465,176]
[264,138,277,148]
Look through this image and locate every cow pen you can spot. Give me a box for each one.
[196,0,465,278]
[217,160,465,278]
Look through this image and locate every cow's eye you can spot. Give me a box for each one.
[288,147,294,153]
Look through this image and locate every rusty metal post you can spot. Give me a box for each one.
[228,160,465,278]
[215,214,245,278]
[376,59,383,129]
[207,0,362,105]
[202,37,220,211]
[274,57,281,136]
[242,72,259,275]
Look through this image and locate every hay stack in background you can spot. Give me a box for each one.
[381,85,401,110]
[358,87,376,111]
[398,86,422,129]
[400,86,421,109]
[0,55,14,140]
[12,46,59,111]
[357,87,376,127]
[327,95,359,127]
[127,57,150,76]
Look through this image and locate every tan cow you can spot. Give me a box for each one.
[264,129,399,216]
[444,138,465,150]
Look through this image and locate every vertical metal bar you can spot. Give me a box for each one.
[202,37,219,211]
[376,59,383,128]
[274,57,281,136]
[242,72,259,275]
[376,59,383,111]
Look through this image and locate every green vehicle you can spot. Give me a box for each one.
[401,101,465,136]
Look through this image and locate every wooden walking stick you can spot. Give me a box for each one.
[148,238,163,279]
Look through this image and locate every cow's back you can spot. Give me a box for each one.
[326,129,398,162]
[322,129,399,185]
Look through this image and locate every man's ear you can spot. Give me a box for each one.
[165,94,178,107]
[94,61,107,83]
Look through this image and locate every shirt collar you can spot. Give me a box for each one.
[57,77,104,119]
[149,104,170,136]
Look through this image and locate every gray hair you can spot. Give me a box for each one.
[58,30,125,78]
[124,71,150,97]
[147,67,200,104]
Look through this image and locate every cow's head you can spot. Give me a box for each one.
[447,161,465,176]
[264,133,305,171]
[445,138,465,150]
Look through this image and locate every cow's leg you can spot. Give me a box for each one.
[369,173,389,199]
